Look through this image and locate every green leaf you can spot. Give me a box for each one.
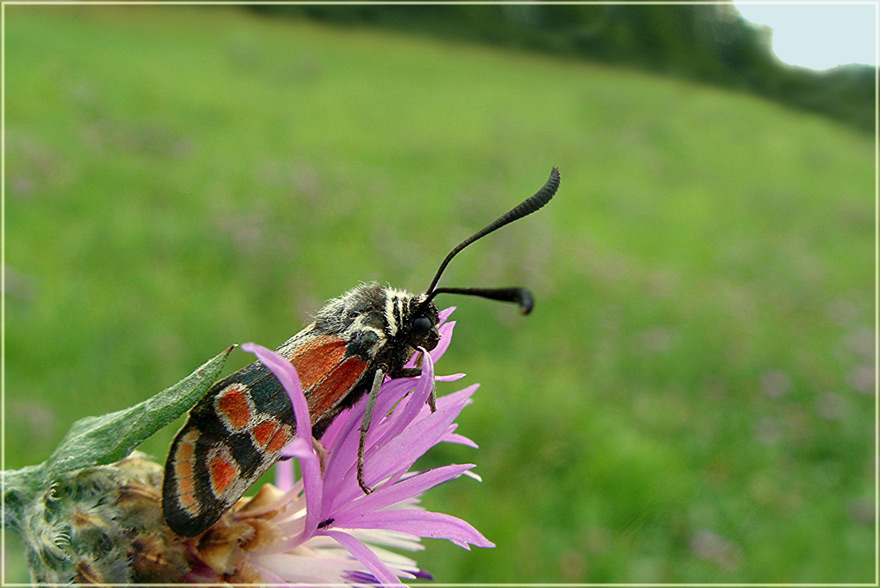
[2,465,44,533]
[43,346,233,479]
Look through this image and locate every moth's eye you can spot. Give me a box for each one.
[411,316,432,336]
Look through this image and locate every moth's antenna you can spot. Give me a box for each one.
[424,166,560,296]
[429,286,535,314]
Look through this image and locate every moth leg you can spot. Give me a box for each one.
[358,367,386,494]
[312,437,327,474]
[394,352,436,412]
[428,376,437,413]
[415,350,437,413]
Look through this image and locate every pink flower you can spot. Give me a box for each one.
[190,308,493,586]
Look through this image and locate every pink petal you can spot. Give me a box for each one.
[332,464,475,521]
[438,306,456,324]
[323,530,403,586]
[242,343,323,539]
[334,510,495,549]
[436,372,466,382]
[241,343,311,440]
[324,356,438,507]
[443,432,479,448]
[281,438,324,541]
[378,349,435,442]
[368,378,422,428]
[360,402,465,490]
[430,321,455,362]
[320,386,405,503]
[434,384,477,412]
[397,385,477,442]
[322,366,467,502]
[273,459,295,492]
[322,376,415,456]
[365,384,477,485]
[321,377,417,495]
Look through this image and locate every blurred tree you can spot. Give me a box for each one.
[246,1,873,133]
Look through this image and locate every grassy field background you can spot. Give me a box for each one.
[3,6,875,584]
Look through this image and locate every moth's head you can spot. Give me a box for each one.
[402,293,440,352]
[383,288,441,352]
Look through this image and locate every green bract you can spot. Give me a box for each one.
[3,346,231,535]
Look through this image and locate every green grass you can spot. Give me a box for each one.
[4,5,875,584]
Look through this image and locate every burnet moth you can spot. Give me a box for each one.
[162,166,560,537]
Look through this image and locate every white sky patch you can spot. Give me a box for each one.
[734,2,876,70]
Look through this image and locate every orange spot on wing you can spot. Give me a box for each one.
[266,424,293,454]
[252,420,279,449]
[216,387,252,431]
[171,430,200,514]
[208,451,239,497]
[175,461,194,481]
[174,466,199,514]
[176,438,196,463]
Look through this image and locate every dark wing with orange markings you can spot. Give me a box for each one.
[290,335,371,436]
[162,361,296,536]
[162,331,372,537]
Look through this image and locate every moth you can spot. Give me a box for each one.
[162,166,560,537]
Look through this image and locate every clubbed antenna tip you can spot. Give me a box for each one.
[430,286,535,314]
[425,166,560,296]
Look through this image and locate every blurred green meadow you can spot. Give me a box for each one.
[3,5,875,584]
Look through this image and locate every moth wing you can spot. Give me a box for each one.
[162,363,295,537]
[163,333,374,537]
[288,334,373,425]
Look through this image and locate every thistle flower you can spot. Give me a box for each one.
[184,307,494,585]
[3,453,190,584]
[4,309,492,586]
